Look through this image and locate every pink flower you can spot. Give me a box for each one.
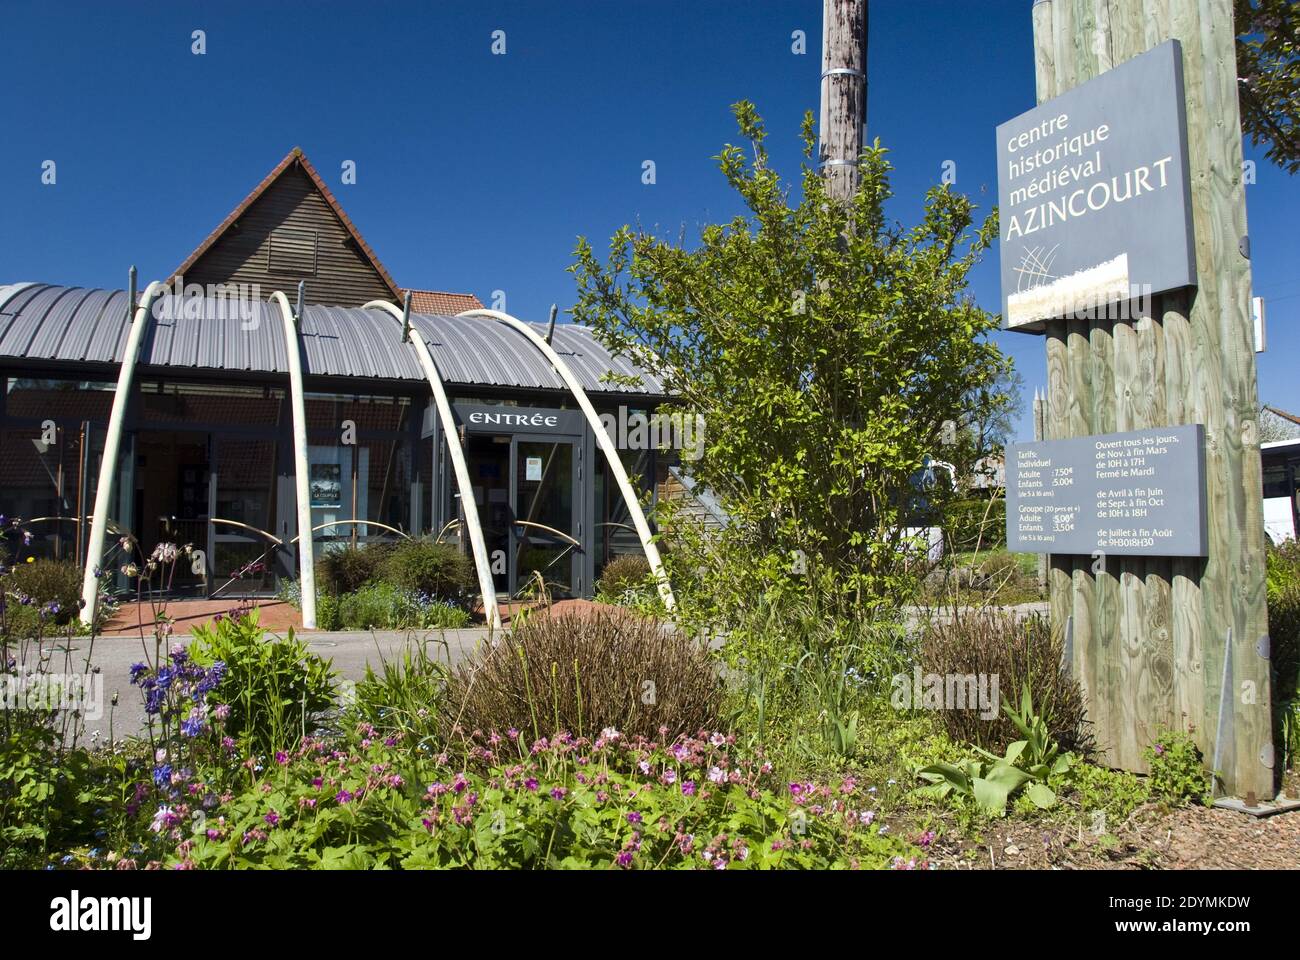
[550,787,567,801]
[524,778,539,791]
[707,766,725,784]
[681,781,697,797]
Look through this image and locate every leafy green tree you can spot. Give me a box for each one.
[1237,0,1300,173]
[571,103,1012,625]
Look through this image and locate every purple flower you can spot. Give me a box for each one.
[523,778,539,791]
[616,850,633,868]
[681,781,697,797]
[550,787,567,801]
[626,811,643,824]
[264,810,280,827]
[180,716,205,738]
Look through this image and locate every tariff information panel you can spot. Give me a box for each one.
[1006,424,1206,557]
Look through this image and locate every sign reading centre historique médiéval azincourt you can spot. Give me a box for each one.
[996,39,1196,332]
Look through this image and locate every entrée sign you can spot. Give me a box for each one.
[1005,424,1206,557]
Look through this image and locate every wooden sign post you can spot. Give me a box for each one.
[1028,0,1273,799]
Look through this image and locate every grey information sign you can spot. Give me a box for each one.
[1005,424,1206,557]
[996,40,1196,332]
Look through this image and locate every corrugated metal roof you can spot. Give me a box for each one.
[0,283,665,396]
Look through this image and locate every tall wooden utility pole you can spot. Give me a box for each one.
[819,0,868,202]
[1033,0,1273,800]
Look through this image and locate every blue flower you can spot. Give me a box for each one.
[152,763,173,787]
[129,662,149,684]
[144,687,166,715]
[180,717,205,738]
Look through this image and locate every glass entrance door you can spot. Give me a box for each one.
[513,438,577,597]
[211,436,278,597]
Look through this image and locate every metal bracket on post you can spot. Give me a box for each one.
[401,291,412,342]
[1211,628,1235,799]
[295,281,306,329]
[127,266,137,322]
[545,304,557,345]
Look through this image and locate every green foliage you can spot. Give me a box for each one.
[943,498,1007,552]
[919,609,1091,756]
[347,640,450,744]
[335,581,470,631]
[1235,0,1300,174]
[1144,729,1213,806]
[0,726,113,869]
[1266,542,1300,769]
[1058,761,1151,824]
[317,542,394,595]
[916,685,1071,817]
[445,609,722,743]
[379,539,476,602]
[572,103,1011,625]
[189,611,338,755]
[153,729,920,869]
[6,558,82,623]
[595,554,653,603]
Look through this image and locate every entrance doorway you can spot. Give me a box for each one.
[133,431,209,594]
[462,432,578,598]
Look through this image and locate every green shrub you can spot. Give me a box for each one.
[334,581,470,631]
[188,610,338,755]
[316,542,394,594]
[919,609,1091,756]
[943,497,1006,551]
[1059,761,1151,823]
[1143,729,1212,805]
[316,590,340,631]
[380,539,476,601]
[0,726,105,869]
[6,559,82,626]
[445,609,722,742]
[347,640,450,743]
[595,554,652,601]
[1266,543,1300,771]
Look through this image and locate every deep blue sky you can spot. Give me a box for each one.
[1,0,1296,440]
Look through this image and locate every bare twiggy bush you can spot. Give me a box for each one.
[445,608,722,742]
[920,610,1092,756]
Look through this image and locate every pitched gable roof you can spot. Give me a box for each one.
[170,147,402,301]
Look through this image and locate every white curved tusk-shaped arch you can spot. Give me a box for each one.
[80,280,167,625]
[457,308,675,611]
[270,290,319,628]
[364,299,501,629]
